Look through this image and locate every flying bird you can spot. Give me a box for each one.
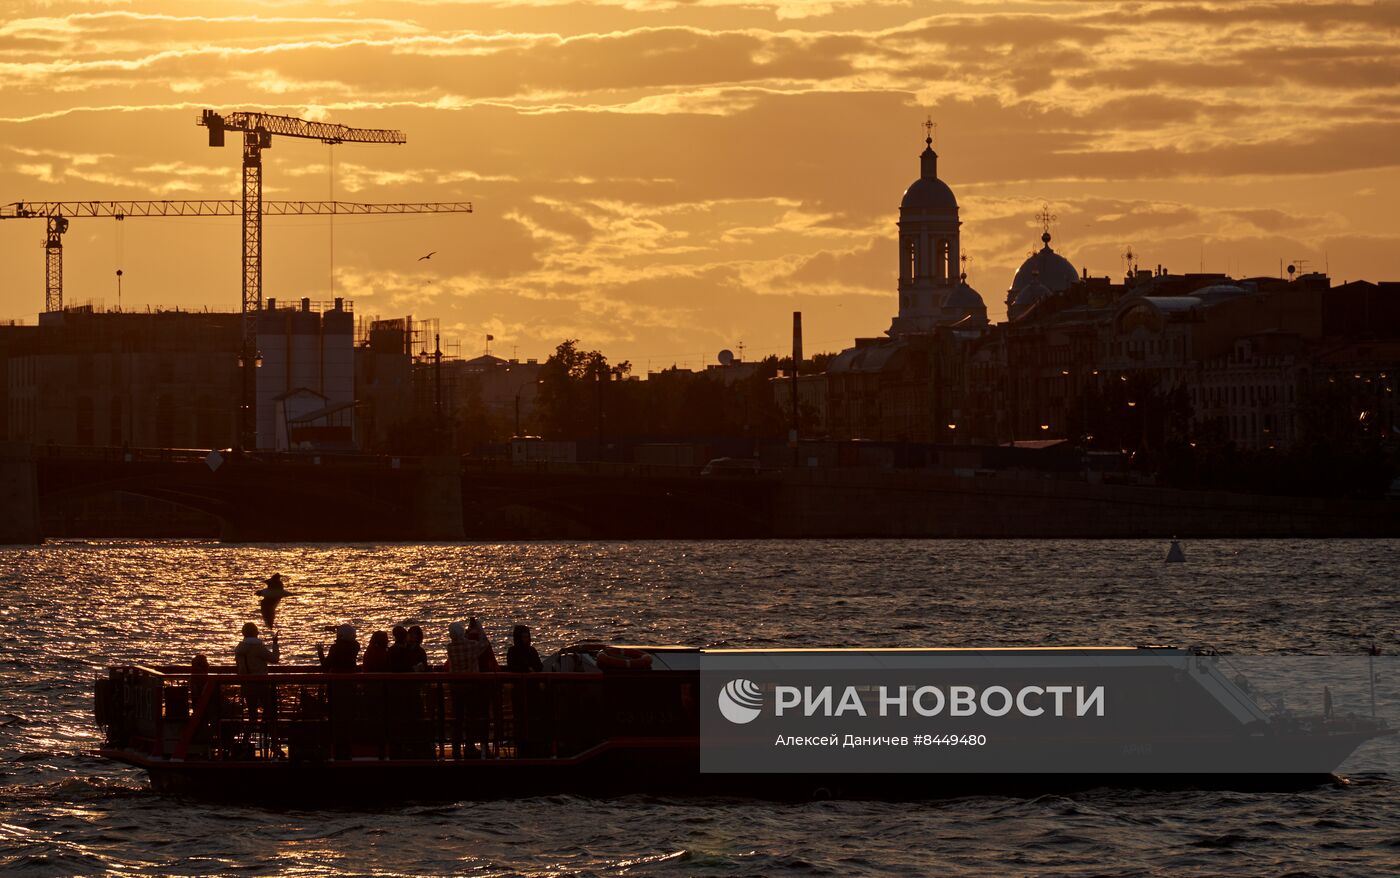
[418,251,436,261]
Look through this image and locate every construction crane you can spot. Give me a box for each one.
[0,199,473,312]
[198,108,410,447]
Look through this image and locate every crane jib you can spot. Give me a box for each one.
[2,201,472,218]
[198,109,407,146]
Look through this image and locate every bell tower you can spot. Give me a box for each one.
[890,119,962,336]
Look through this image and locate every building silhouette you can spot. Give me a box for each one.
[780,131,1400,457]
[4,307,240,449]
[1,301,422,452]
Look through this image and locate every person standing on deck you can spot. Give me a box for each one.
[446,618,496,757]
[446,619,498,673]
[234,622,280,731]
[317,624,360,672]
[405,625,429,672]
[362,630,390,671]
[506,625,543,673]
[465,617,499,672]
[386,625,413,672]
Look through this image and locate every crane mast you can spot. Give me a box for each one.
[44,215,67,312]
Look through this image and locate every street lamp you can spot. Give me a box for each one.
[236,347,263,450]
[515,378,543,438]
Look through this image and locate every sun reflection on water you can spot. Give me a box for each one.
[2,538,1399,876]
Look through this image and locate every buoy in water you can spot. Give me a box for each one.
[1166,539,1185,563]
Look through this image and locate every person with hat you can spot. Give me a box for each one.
[465,617,499,672]
[446,619,496,674]
[445,617,497,757]
[234,622,280,733]
[316,624,360,673]
[255,574,290,628]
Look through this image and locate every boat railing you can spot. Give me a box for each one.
[1189,644,1292,717]
[95,665,697,764]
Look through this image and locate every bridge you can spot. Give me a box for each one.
[3,443,1396,543]
[0,444,776,543]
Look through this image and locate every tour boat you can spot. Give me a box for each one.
[92,644,1392,801]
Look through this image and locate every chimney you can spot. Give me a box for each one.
[301,297,311,312]
[267,297,277,310]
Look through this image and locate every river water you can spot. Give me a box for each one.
[2,539,1398,876]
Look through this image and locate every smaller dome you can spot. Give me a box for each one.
[1009,275,1053,321]
[1010,231,1078,295]
[945,278,984,311]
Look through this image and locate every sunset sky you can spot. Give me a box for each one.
[2,1,1397,369]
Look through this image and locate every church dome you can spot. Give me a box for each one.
[900,142,957,212]
[901,175,957,211]
[1008,275,1053,321]
[943,276,988,328]
[1010,231,1078,295]
[945,277,984,311]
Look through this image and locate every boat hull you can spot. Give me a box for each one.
[93,648,1392,802]
[104,741,1365,804]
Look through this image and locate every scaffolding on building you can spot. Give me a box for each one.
[355,314,463,425]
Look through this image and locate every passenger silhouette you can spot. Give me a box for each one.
[406,625,429,672]
[189,653,210,704]
[466,617,499,672]
[447,619,497,673]
[506,625,543,673]
[362,630,390,672]
[505,626,544,757]
[234,622,280,737]
[386,625,414,672]
[317,624,360,672]
[446,618,496,758]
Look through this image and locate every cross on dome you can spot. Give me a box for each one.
[1036,203,1058,246]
